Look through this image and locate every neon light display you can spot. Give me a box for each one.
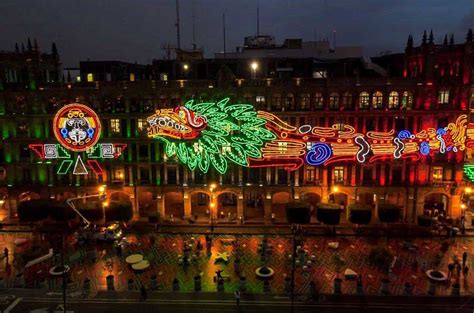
[148,98,470,174]
[29,103,126,176]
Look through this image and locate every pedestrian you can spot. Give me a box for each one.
[464,266,469,277]
[412,260,418,273]
[140,285,147,301]
[463,252,468,268]
[456,263,462,278]
[448,263,455,279]
[234,290,241,306]
[4,247,8,259]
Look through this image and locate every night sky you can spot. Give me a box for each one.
[0,0,472,67]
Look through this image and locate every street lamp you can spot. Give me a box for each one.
[183,63,189,71]
[332,186,340,193]
[250,61,258,79]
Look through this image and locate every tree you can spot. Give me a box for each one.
[285,201,311,224]
[348,203,372,225]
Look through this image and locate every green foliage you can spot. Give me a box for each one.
[285,201,311,224]
[158,98,276,174]
[378,204,402,223]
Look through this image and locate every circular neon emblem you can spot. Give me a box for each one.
[53,103,101,152]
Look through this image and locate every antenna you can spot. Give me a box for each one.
[223,13,226,57]
[175,0,181,51]
[333,29,336,50]
[257,0,260,36]
[192,0,196,50]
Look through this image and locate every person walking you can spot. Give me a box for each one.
[4,247,8,259]
[463,265,469,277]
[448,263,455,279]
[234,290,241,306]
[463,252,468,268]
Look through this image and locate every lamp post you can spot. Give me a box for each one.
[59,185,107,313]
[250,61,258,79]
[209,183,217,232]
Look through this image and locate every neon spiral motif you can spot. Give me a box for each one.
[420,141,430,156]
[305,142,332,166]
[397,130,413,139]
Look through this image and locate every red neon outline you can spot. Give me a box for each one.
[249,157,304,171]
[87,160,104,176]
[28,144,45,159]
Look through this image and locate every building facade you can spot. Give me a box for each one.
[1,30,473,225]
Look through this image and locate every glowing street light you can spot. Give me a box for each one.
[465,187,472,194]
[250,61,259,79]
[183,64,189,71]
[98,185,106,194]
[102,201,109,208]
[332,186,339,193]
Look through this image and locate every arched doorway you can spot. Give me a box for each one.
[217,192,237,222]
[109,191,131,202]
[191,192,210,222]
[138,191,156,218]
[244,190,264,222]
[272,192,290,222]
[164,192,184,221]
[424,193,449,218]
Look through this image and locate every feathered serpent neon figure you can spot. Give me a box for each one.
[147,98,471,174]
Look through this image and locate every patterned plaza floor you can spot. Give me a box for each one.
[0,231,473,296]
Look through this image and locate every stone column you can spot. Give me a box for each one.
[450,194,462,219]
[264,198,272,223]
[157,195,165,218]
[184,192,192,218]
[237,196,244,222]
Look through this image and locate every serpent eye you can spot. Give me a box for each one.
[178,110,185,119]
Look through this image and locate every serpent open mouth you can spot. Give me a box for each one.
[147,106,207,140]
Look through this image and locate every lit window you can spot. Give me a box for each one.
[372,91,383,109]
[286,94,295,110]
[342,92,353,109]
[333,166,344,183]
[87,73,94,82]
[137,118,146,131]
[313,92,324,110]
[129,73,135,82]
[222,143,231,155]
[432,167,443,181]
[306,166,316,183]
[115,169,124,180]
[313,70,327,78]
[256,95,265,106]
[76,75,81,83]
[300,94,310,110]
[438,89,450,105]
[160,73,168,81]
[110,119,121,133]
[401,91,413,109]
[388,91,399,109]
[278,141,287,153]
[329,92,339,110]
[359,92,369,109]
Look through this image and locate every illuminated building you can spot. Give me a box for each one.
[0,30,473,226]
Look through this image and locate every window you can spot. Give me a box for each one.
[333,166,344,183]
[306,166,316,183]
[87,73,94,82]
[286,94,295,110]
[221,143,231,155]
[388,91,399,109]
[432,166,443,181]
[313,70,327,78]
[137,118,146,132]
[401,91,413,109]
[139,145,148,158]
[313,92,324,110]
[329,92,339,110]
[438,89,450,105]
[300,94,310,110]
[272,95,282,110]
[359,92,370,109]
[129,73,135,82]
[110,119,121,133]
[372,91,383,109]
[342,92,353,109]
[160,73,168,81]
[256,95,265,107]
[114,169,124,181]
[278,141,287,153]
